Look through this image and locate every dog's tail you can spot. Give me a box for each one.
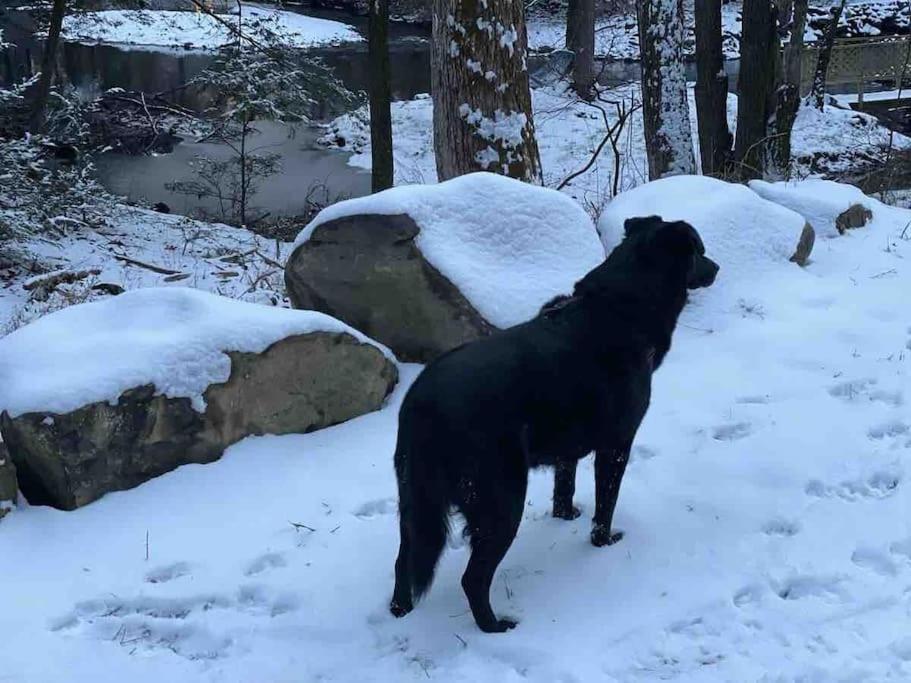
[395,438,450,601]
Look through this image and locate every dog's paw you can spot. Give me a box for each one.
[478,617,518,633]
[552,503,582,520]
[591,525,624,547]
[389,599,413,618]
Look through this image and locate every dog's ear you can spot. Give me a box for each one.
[623,215,663,237]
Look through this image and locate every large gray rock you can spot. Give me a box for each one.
[285,214,495,363]
[285,173,606,363]
[1,331,396,510]
[0,443,16,520]
[836,204,873,235]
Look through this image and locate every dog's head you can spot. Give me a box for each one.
[621,215,719,289]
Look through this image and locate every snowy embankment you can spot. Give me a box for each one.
[320,83,911,207]
[0,205,291,333]
[2,178,911,680]
[59,4,362,50]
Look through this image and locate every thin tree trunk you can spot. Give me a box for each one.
[693,0,732,176]
[733,0,777,179]
[568,0,595,98]
[29,0,67,133]
[240,116,248,226]
[637,0,696,180]
[566,0,580,52]
[431,0,542,182]
[769,0,808,177]
[811,0,846,110]
[369,0,394,191]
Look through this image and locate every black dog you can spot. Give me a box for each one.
[389,216,718,633]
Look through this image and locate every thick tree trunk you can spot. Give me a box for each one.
[811,0,846,110]
[733,0,777,179]
[431,0,542,182]
[637,0,696,180]
[693,0,732,176]
[769,0,808,177]
[369,0,394,191]
[29,0,67,133]
[567,0,595,98]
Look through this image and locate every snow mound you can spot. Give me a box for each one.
[60,6,362,50]
[598,175,807,277]
[750,179,877,238]
[0,287,390,418]
[294,172,605,328]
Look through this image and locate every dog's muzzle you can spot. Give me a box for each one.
[688,256,719,289]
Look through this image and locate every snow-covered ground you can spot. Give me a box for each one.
[59,4,362,50]
[2,179,911,681]
[0,205,291,334]
[319,83,911,210]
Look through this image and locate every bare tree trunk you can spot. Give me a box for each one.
[369,0,395,191]
[733,0,777,179]
[568,0,595,98]
[769,0,808,177]
[637,0,696,180]
[811,0,846,110]
[693,0,732,176]
[566,0,580,51]
[431,0,542,182]
[29,0,67,133]
[239,115,248,226]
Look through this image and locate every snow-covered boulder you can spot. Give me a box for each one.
[599,175,815,270]
[0,288,397,511]
[0,444,15,521]
[749,179,875,239]
[285,173,605,362]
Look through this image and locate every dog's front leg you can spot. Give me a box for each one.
[590,448,629,547]
[552,460,581,519]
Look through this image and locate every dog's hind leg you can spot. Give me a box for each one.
[390,515,414,617]
[552,460,582,520]
[460,470,526,633]
[590,446,630,547]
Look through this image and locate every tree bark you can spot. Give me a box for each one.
[369,0,395,191]
[637,0,696,180]
[29,0,67,133]
[769,0,808,177]
[567,0,595,98]
[431,0,542,182]
[811,0,846,110]
[693,0,732,176]
[733,0,777,179]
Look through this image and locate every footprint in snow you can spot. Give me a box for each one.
[828,378,878,402]
[355,498,397,519]
[851,546,898,577]
[631,444,658,461]
[145,561,191,584]
[762,518,801,537]
[244,552,287,577]
[51,587,298,659]
[736,395,771,405]
[712,422,752,442]
[806,467,902,501]
[772,574,844,602]
[868,421,910,440]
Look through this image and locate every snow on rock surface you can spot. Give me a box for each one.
[60,5,362,50]
[750,178,878,238]
[599,175,808,276]
[3,180,911,681]
[294,172,605,328]
[0,287,391,419]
